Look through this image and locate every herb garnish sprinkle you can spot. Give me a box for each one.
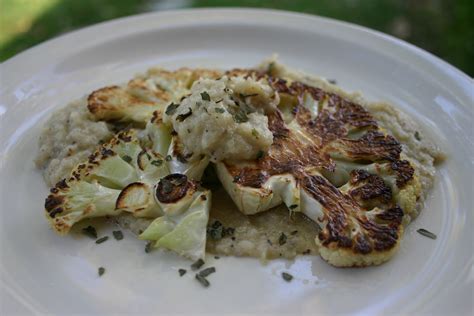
[122,155,132,163]
[195,274,210,287]
[95,236,109,244]
[165,102,180,115]
[98,267,105,277]
[282,272,293,282]
[201,91,211,101]
[113,230,123,240]
[417,228,437,239]
[198,267,216,278]
[145,241,153,253]
[279,233,287,246]
[191,258,205,271]
[151,159,163,167]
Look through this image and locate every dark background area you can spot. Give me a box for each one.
[1,0,472,76]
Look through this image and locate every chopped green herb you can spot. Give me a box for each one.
[113,230,123,241]
[207,221,223,240]
[176,108,193,122]
[145,241,153,253]
[95,236,109,244]
[198,267,216,278]
[417,228,437,239]
[289,204,298,210]
[191,258,205,271]
[196,101,202,107]
[165,102,180,115]
[98,267,105,277]
[82,225,97,239]
[224,227,235,236]
[414,131,421,141]
[121,155,132,163]
[279,233,287,246]
[215,107,225,113]
[302,249,311,255]
[214,256,220,260]
[267,239,273,246]
[239,93,259,98]
[201,91,211,101]
[195,274,210,287]
[233,109,249,123]
[187,129,191,134]
[282,272,293,282]
[291,230,298,235]
[256,150,265,160]
[165,155,172,161]
[215,99,223,103]
[178,269,187,277]
[328,79,337,85]
[251,128,259,138]
[267,62,275,75]
[151,159,163,167]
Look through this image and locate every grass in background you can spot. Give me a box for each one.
[0,0,472,76]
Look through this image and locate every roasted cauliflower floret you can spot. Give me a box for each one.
[87,68,222,125]
[215,75,422,267]
[45,179,122,235]
[139,174,210,260]
[44,113,212,260]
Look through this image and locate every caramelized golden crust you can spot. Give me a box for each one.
[301,175,403,255]
[227,111,333,188]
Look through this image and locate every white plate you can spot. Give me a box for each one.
[1,8,472,315]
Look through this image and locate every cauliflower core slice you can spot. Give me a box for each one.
[216,74,421,267]
[164,76,277,162]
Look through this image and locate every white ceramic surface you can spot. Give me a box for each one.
[0,9,473,316]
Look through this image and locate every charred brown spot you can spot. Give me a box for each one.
[156,174,194,203]
[45,195,65,218]
[117,132,132,142]
[329,131,402,162]
[228,111,333,188]
[87,86,121,114]
[302,174,401,254]
[349,170,392,203]
[376,206,404,224]
[390,160,415,187]
[100,147,115,158]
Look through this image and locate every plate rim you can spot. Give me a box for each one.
[0,8,472,315]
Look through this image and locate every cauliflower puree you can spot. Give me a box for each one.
[164,76,277,162]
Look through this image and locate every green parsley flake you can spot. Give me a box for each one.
[113,230,123,240]
[121,155,132,163]
[165,102,180,115]
[98,267,105,277]
[201,91,211,101]
[151,159,163,167]
[282,272,293,282]
[95,236,109,244]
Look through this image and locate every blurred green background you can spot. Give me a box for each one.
[1,0,473,75]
